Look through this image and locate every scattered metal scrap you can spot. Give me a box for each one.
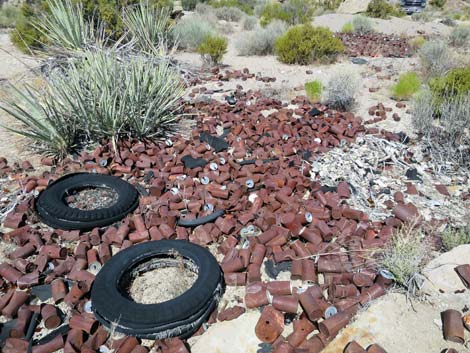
[311,135,469,226]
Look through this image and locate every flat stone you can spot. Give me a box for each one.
[190,312,262,353]
[421,245,470,294]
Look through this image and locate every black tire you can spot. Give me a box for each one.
[91,240,223,339]
[36,173,139,231]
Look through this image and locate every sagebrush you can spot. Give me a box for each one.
[236,20,288,56]
[173,15,216,50]
[449,25,470,47]
[0,4,20,28]
[352,15,374,34]
[215,6,245,21]
[242,15,257,30]
[324,70,359,111]
[366,0,404,19]
[418,40,454,78]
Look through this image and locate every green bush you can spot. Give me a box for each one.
[430,0,446,8]
[305,80,322,101]
[173,15,216,50]
[449,25,470,47]
[366,0,404,19]
[429,67,470,107]
[236,19,287,56]
[0,51,184,158]
[275,24,344,65]
[341,22,353,33]
[391,72,421,100]
[10,2,46,52]
[198,35,227,64]
[0,4,21,28]
[259,2,289,26]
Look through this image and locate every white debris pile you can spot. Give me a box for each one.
[310,135,469,226]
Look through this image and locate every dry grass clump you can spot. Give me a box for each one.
[242,15,258,30]
[449,25,470,48]
[418,40,454,79]
[215,6,245,21]
[173,15,217,50]
[236,20,288,56]
[381,223,430,290]
[440,227,470,251]
[324,69,359,111]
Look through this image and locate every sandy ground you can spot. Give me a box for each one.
[0,30,42,168]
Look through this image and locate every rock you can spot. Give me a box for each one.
[190,312,262,353]
[338,0,371,14]
[351,58,368,65]
[421,245,470,295]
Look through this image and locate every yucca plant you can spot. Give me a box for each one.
[122,2,175,56]
[35,0,102,52]
[0,83,77,157]
[1,51,185,158]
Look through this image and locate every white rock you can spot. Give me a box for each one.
[190,312,261,353]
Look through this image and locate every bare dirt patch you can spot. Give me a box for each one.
[129,266,198,304]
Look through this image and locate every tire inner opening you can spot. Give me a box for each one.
[121,253,199,304]
[64,186,119,210]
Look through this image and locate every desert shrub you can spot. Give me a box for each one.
[207,0,254,14]
[259,2,289,26]
[10,2,46,52]
[391,72,421,100]
[215,6,245,21]
[341,22,353,33]
[366,0,404,19]
[411,90,470,170]
[352,15,374,34]
[0,52,184,157]
[236,19,287,55]
[198,35,227,65]
[182,0,208,11]
[382,224,429,289]
[429,67,470,101]
[281,0,315,25]
[449,25,470,47]
[305,80,323,101]
[441,227,470,251]
[418,40,454,78]
[173,15,216,50]
[259,0,315,26]
[275,24,344,64]
[242,15,257,30]
[316,0,342,11]
[324,70,359,111]
[195,2,214,14]
[0,4,21,28]
[409,36,426,51]
[123,3,174,56]
[430,0,446,8]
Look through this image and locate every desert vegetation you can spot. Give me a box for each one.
[0,0,469,352]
